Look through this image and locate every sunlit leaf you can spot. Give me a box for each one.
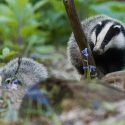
[0,4,14,16]
[21,25,37,37]
[34,45,55,54]
[50,0,65,11]
[91,1,125,22]
[33,0,49,11]
[6,0,29,9]
[3,51,16,59]
[0,16,14,23]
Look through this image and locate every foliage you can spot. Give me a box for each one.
[88,1,125,22]
[0,47,16,61]
[0,0,125,51]
[0,0,49,54]
[0,0,87,56]
[32,0,88,46]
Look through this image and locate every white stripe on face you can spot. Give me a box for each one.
[94,22,113,51]
[91,30,96,45]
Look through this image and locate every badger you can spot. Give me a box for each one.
[68,15,125,77]
[0,57,48,88]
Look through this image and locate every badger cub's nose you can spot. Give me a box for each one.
[93,47,103,55]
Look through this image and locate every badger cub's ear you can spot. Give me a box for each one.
[98,21,102,26]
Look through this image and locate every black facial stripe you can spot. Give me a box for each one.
[91,20,112,43]
[121,26,125,36]
[95,20,111,38]
[101,23,122,49]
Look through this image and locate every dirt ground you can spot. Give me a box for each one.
[0,48,125,125]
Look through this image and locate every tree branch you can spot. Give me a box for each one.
[63,0,96,78]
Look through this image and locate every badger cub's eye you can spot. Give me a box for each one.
[5,78,12,84]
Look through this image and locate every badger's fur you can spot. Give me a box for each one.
[0,57,48,86]
[68,15,125,76]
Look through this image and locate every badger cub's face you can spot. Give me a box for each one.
[91,20,125,55]
[0,69,22,89]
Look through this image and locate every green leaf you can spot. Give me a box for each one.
[21,25,38,37]
[111,4,125,11]
[91,1,125,22]
[0,16,13,23]
[0,4,14,16]
[33,0,49,11]
[3,51,16,59]
[50,0,65,11]
[5,0,29,9]
[34,45,55,54]
[1,47,16,59]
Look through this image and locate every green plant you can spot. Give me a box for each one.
[31,0,87,46]
[89,1,125,22]
[0,0,49,53]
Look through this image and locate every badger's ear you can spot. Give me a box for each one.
[98,21,102,26]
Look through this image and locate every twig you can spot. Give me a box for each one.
[63,0,96,78]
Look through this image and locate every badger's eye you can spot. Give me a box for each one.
[113,25,121,34]
[5,78,12,84]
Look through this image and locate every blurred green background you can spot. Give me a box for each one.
[0,0,125,60]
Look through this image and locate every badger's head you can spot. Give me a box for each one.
[90,20,125,55]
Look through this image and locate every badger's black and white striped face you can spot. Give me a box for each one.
[91,20,125,55]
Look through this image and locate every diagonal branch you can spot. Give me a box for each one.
[63,0,96,78]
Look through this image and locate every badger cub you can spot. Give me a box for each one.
[0,57,48,88]
[68,15,125,77]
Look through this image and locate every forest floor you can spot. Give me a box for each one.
[0,47,125,125]
[45,48,125,125]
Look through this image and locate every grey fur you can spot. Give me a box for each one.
[67,14,125,76]
[0,57,48,86]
